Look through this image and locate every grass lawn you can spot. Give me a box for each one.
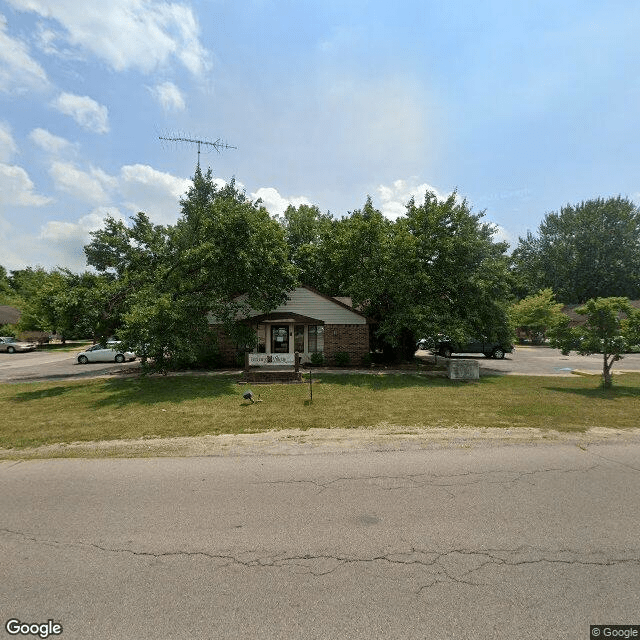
[2,372,640,452]
[36,340,92,352]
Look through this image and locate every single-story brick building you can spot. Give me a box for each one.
[209,285,370,366]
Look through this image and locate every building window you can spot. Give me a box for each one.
[308,325,324,353]
[256,324,266,352]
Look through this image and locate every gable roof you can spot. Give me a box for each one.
[0,305,20,325]
[209,286,369,325]
[298,285,368,321]
[562,300,640,325]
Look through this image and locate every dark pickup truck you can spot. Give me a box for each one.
[435,337,513,359]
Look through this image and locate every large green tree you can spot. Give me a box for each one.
[513,197,640,303]
[85,167,297,371]
[278,203,333,291]
[292,191,513,360]
[548,297,640,388]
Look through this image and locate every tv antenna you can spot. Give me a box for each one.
[158,134,236,168]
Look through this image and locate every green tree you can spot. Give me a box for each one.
[548,297,640,388]
[401,191,513,352]
[0,266,13,304]
[307,191,513,360]
[279,203,333,290]
[85,167,297,372]
[513,197,640,303]
[510,288,565,343]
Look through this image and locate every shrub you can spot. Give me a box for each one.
[361,352,373,367]
[334,351,350,366]
[310,351,324,366]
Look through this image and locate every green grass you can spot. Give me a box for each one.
[36,340,92,352]
[1,372,640,451]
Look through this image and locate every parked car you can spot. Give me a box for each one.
[0,336,37,353]
[77,342,136,364]
[434,336,513,359]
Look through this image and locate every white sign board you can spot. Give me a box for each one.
[248,353,295,366]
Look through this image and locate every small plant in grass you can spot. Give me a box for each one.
[334,351,350,366]
[310,351,324,366]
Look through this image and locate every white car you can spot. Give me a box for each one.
[77,342,136,364]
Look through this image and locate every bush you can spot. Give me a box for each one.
[0,324,17,338]
[361,352,373,367]
[310,352,324,366]
[334,351,350,366]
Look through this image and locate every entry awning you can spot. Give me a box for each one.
[245,312,324,324]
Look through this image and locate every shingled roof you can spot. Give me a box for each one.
[561,300,640,326]
[0,305,20,326]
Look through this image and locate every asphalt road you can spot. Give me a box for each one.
[2,346,640,383]
[2,441,639,640]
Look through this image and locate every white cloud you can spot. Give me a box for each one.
[49,161,115,203]
[39,207,122,242]
[35,207,124,271]
[5,0,210,76]
[0,163,52,206]
[52,92,109,134]
[376,179,448,220]
[119,164,191,224]
[29,127,74,154]
[0,13,49,93]
[0,122,18,162]
[250,187,311,217]
[150,81,185,111]
[491,224,513,246]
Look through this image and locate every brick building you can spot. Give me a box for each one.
[209,285,370,366]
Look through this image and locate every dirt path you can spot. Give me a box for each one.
[4,424,640,459]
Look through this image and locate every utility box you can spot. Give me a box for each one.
[447,359,480,380]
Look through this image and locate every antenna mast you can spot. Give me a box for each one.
[158,135,236,168]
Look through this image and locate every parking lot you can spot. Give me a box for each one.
[425,345,640,376]
[0,348,140,383]
[1,345,640,383]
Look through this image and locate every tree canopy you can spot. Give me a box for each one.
[509,288,565,344]
[512,196,640,303]
[85,167,297,371]
[548,297,640,388]
[281,191,514,359]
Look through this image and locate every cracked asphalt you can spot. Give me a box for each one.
[2,441,639,639]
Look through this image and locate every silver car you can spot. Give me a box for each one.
[77,342,136,364]
[0,336,37,353]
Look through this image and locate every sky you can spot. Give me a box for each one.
[1,0,640,272]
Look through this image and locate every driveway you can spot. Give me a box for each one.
[0,349,140,383]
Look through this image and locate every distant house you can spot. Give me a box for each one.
[209,285,370,366]
[0,305,20,326]
[561,300,640,327]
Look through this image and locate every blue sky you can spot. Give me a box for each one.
[1,0,639,271]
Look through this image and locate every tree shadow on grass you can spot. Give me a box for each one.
[10,386,72,402]
[89,375,241,408]
[543,383,640,401]
[311,372,493,390]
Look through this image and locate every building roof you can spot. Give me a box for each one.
[562,300,640,325]
[0,305,20,325]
